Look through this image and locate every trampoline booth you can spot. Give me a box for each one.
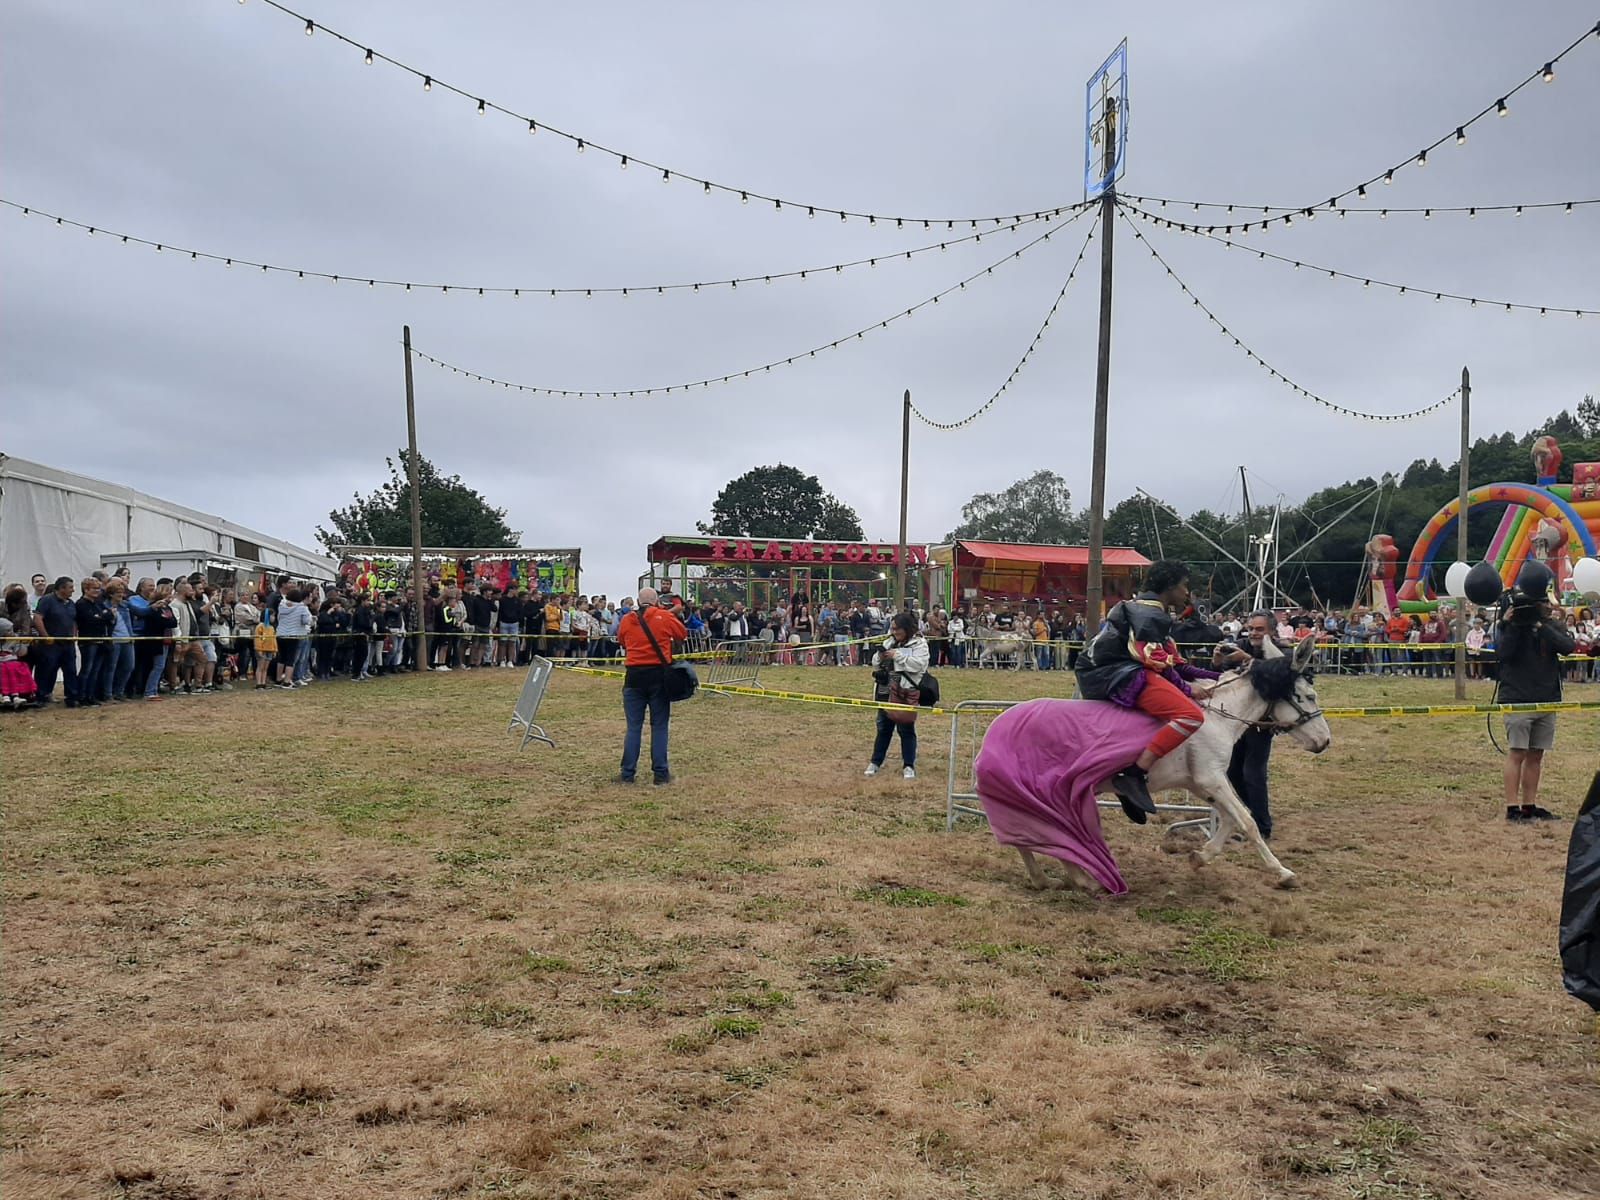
[643,534,932,610]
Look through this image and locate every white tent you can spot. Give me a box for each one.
[0,454,336,585]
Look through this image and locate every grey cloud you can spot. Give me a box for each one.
[2,0,1595,591]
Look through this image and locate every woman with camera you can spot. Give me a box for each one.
[864,612,930,780]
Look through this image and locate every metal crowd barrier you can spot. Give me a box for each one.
[700,639,767,692]
[945,698,1216,838]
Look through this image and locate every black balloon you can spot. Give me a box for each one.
[1463,561,1504,606]
[1516,559,1555,600]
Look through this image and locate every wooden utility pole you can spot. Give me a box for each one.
[402,325,428,668]
[1454,367,1471,700]
[896,389,911,611]
[1084,92,1118,630]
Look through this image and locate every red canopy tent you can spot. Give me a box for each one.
[933,541,1151,612]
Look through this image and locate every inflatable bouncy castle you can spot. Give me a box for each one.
[1397,437,1600,608]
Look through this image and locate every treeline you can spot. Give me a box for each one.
[952,405,1600,610]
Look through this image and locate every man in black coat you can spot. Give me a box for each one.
[1228,611,1280,838]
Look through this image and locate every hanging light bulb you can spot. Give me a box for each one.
[576,139,585,153]
[477,99,486,116]
[740,191,747,204]
[619,155,628,169]
[1542,62,1555,82]
[527,119,536,134]
[661,169,670,183]
[364,48,373,65]
[304,18,314,35]
[1496,97,1508,116]
[1357,184,1367,198]
[422,76,432,91]
[1383,169,1393,185]
[807,206,815,218]
[1416,149,1426,167]
[1455,126,1465,145]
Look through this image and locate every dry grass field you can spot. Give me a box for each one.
[3,663,1598,1199]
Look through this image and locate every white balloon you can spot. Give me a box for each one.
[1444,560,1472,599]
[1571,557,1600,597]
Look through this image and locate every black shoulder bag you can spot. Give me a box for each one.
[634,609,699,703]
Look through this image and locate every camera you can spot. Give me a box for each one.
[1498,560,1554,627]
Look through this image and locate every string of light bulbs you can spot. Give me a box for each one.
[910,224,1096,430]
[1130,19,1599,227]
[0,197,1082,299]
[246,0,1070,229]
[1118,209,1458,423]
[1119,193,1598,222]
[410,208,1091,399]
[1120,201,1597,317]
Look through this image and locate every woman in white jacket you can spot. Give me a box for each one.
[864,612,930,780]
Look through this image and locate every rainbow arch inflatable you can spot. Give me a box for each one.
[1397,481,1599,605]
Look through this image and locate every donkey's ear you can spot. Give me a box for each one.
[1292,635,1317,671]
[1261,637,1285,660]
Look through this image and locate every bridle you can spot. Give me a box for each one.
[1203,667,1325,733]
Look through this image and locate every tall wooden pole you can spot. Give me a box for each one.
[1084,96,1118,630]
[896,389,911,611]
[1454,367,1471,700]
[402,325,428,668]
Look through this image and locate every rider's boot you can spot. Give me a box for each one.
[1109,765,1156,824]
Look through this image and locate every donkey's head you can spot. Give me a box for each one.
[1249,636,1332,754]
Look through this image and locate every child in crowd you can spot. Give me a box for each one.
[0,616,39,708]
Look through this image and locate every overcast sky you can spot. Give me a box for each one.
[3,1,1596,591]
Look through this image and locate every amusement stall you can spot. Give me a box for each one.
[333,545,582,595]
[643,534,931,610]
[926,540,1150,613]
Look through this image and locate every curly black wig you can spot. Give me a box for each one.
[1247,655,1302,703]
[1144,560,1190,594]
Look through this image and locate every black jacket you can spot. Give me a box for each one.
[1494,616,1577,703]
[465,595,494,627]
[1076,594,1175,700]
[75,596,116,641]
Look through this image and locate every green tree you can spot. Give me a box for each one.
[948,470,1088,543]
[698,464,864,540]
[1576,394,1599,438]
[316,451,519,551]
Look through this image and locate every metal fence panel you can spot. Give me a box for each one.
[508,655,556,750]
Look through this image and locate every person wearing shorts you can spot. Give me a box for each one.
[1494,579,1575,823]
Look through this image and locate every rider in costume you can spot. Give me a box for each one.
[1076,560,1243,822]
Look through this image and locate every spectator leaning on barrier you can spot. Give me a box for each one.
[75,576,116,705]
[1493,567,1577,823]
[274,585,312,689]
[615,586,688,787]
[106,579,136,701]
[32,576,81,707]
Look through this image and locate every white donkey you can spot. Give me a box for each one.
[1016,635,1331,890]
[973,625,1033,670]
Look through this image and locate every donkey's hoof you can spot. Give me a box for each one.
[1188,850,1211,871]
[1275,871,1299,890]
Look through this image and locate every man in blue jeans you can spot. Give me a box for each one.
[615,587,688,786]
[32,576,82,707]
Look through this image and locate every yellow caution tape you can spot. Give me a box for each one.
[550,663,1600,720]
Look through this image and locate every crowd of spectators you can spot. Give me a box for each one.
[4,567,1595,713]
